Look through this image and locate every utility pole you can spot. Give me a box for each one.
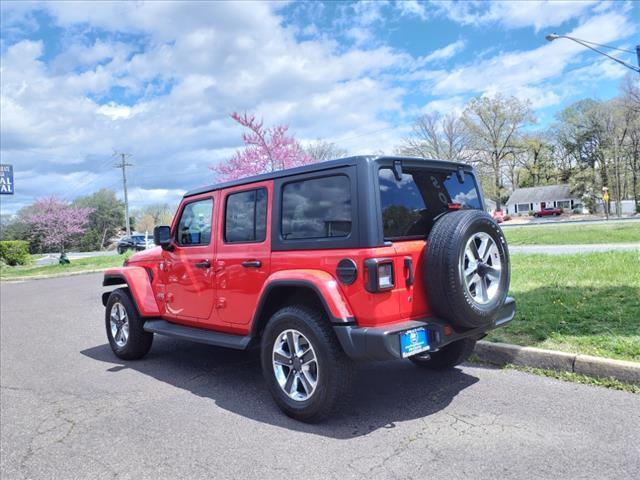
[114,152,133,237]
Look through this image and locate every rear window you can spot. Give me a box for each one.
[379,167,482,240]
[281,175,351,240]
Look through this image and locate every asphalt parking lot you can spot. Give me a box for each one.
[1,274,639,479]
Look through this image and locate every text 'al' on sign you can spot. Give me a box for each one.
[0,164,14,195]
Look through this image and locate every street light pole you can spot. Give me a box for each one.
[545,33,640,74]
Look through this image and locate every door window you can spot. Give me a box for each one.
[175,198,213,246]
[224,188,268,243]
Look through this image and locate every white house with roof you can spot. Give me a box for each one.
[505,184,579,215]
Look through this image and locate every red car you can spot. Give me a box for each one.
[101,156,515,421]
[534,207,562,217]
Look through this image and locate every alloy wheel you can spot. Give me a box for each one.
[460,232,502,305]
[272,329,319,401]
[110,301,130,347]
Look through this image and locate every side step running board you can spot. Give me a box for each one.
[143,319,251,350]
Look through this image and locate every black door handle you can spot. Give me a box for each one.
[195,259,211,269]
[404,257,414,286]
[242,260,262,268]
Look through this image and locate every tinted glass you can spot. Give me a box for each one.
[282,175,351,240]
[176,198,213,246]
[225,188,267,243]
[379,168,481,239]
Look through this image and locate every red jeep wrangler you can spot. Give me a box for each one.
[102,156,515,422]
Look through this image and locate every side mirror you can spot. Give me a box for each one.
[153,225,173,250]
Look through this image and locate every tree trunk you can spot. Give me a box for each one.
[494,171,502,210]
[101,227,108,250]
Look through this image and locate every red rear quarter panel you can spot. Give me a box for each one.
[270,243,432,327]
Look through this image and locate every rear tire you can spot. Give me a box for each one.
[260,305,353,423]
[409,338,476,370]
[105,288,153,360]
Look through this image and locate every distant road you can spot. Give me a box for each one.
[510,243,640,255]
[502,217,639,228]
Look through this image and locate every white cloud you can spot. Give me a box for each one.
[395,0,429,20]
[432,0,599,32]
[421,96,468,116]
[0,1,410,214]
[422,40,465,63]
[97,103,133,120]
[428,11,635,100]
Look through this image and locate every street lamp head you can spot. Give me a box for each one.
[545,33,560,42]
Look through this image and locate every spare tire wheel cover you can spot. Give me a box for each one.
[423,210,510,329]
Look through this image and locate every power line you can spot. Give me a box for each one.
[113,152,133,237]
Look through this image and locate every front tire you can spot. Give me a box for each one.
[409,338,476,370]
[260,305,353,423]
[105,288,153,360]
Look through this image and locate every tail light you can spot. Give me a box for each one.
[364,258,395,292]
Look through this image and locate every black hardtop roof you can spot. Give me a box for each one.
[184,155,471,198]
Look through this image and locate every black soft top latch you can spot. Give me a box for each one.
[392,159,403,181]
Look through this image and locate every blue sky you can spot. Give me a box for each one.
[1,0,638,215]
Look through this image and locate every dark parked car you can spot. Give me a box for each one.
[116,235,151,254]
[534,207,562,217]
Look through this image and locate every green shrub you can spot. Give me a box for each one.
[0,240,31,266]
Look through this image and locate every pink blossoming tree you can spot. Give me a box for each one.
[25,197,93,258]
[212,112,316,181]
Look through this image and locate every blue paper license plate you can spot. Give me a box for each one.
[400,328,429,358]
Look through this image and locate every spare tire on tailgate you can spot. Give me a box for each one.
[423,209,510,329]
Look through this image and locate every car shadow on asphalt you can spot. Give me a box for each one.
[81,337,478,439]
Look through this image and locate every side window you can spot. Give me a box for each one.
[225,188,267,243]
[281,175,351,240]
[176,198,213,246]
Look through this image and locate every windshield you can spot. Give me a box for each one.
[131,235,146,242]
[379,167,482,240]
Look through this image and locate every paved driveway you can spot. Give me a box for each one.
[1,274,639,479]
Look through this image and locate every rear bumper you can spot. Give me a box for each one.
[334,297,516,361]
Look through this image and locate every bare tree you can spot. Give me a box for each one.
[304,140,348,162]
[462,95,534,209]
[621,75,640,115]
[399,112,470,161]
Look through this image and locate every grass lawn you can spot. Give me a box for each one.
[503,222,640,245]
[0,253,130,279]
[487,251,640,362]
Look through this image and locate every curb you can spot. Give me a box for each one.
[475,341,640,386]
[0,268,108,283]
